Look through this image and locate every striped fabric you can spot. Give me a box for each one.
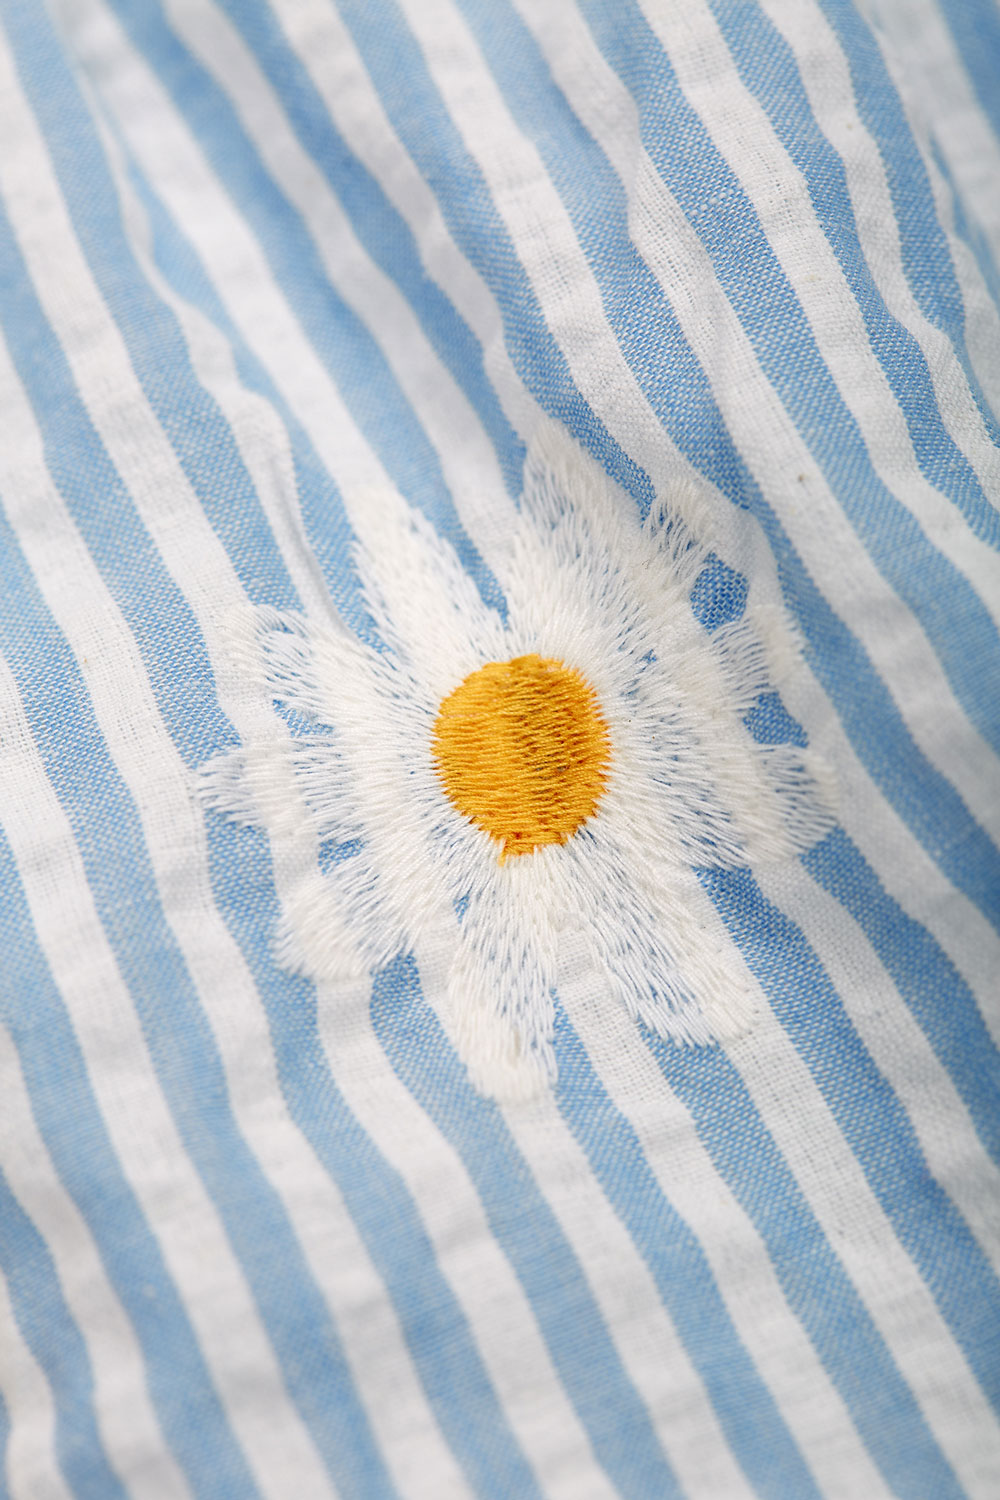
[1,0,999,1496]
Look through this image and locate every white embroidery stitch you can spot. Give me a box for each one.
[202,428,834,1098]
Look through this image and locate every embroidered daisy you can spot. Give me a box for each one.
[204,429,832,1098]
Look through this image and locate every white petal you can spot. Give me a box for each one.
[707,616,774,712]
[505,472,652,671]
[590,695,748,871]
[559,828,756,1043]
[232,605,463,977]
[200,745,268,829]
[757,743,837,856]
[517,422,715,634]
[446,854,562,1100]
[257,605,401,729]
[345,484,506,697]
[274,866,368,985]
[279,740,357,845]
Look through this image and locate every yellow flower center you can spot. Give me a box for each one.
[431,654,612,860]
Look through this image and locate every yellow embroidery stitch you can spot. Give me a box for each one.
[431,654,611,861]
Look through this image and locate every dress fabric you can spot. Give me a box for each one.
[0,1,999,1498]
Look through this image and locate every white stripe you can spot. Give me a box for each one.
[763,552,1000,1044]
[55,0,519,588]
[0,1027,192,1500]
[863,0,1000,419]
[389,0,702,510]
[0,622,334,1500]
[48,5,1000,1488]
[709,479,1000,1049]
[0,54,472,1500]
[492,1113,755,1499]
[503,0,1000,850]
[57,0,513,592]
[724,538,1000,1496]
[92,96,330,621]
[240,605,751,1498]
[415,927,754,1500]
[0,1257,74,1500]
[565,906,1000,1500]
[810,707,1000,1044]
[13,8,628,1491]
[488,1102,756,1498]
[326,472,876,1496]
[310,980,619,1500]
[244,496,755,1496]
[725,499,1000,1046]
[274,0,1000,938]
[268,0,545,445]
[554,952,894,1500]
[862,0,1000,260]
[755,862,1000,1270]
[247,717,624,1500]
[723,981,1000,1499]
[57,11,765,1489]
[760,0,1000,494]
[224,615,619,1500]
[915,106,1000,421]
[631,0,1000,622]
[522,451,998,1488]
[270,0,1000,1029]
[167,0,515,570]
[79,23,735,1491]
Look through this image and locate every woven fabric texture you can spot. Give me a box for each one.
[1,1,999,1497]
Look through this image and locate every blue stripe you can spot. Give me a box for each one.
[60,107,668,1491]
[0,1166,128,1500]
[98,0,505,618]
[805,829,1000,1166]
[0,225,544,1492]
[0,189,233,773]
[333,0,655,509]
[550,1006,820,1500]
[929,134,1000,327]
[339,0,1000,928]
[815,6,967,337]
[120,147,375,640]
[814,0,1000,439]
[204,824,546,1500]
[701,866,1000,1416]
[217,0,526,501]
[494,0,1000,756]
[226,0,749,522]
[0,835,259,1500]
[346,0,760,517]
[0,497,397,1498]
[0,148,401,1486]
[372,954,684,1500]
[711,0,1000,539]
[646,1035,966,1499]
[0,25,547,1479]
[939,0,1000,145]
[765,514,1000,933]
[745,682,1000,1167]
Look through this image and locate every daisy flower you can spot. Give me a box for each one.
[203,428,832,1098]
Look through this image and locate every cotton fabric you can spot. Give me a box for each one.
[1,1,999,1497]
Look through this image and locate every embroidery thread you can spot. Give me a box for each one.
[432,654,612,862]
[202,427,834,1098]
